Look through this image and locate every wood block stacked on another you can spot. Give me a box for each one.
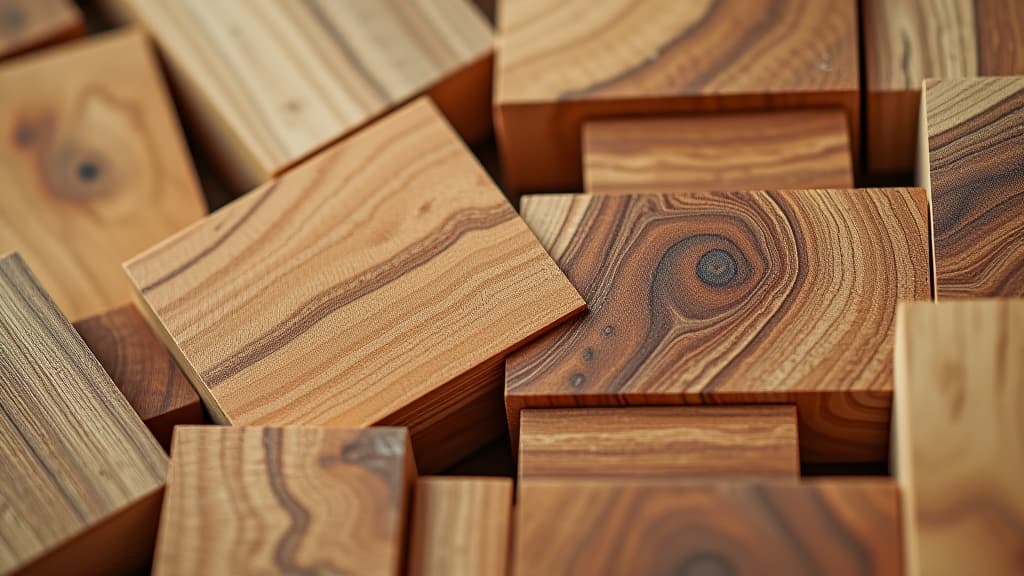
[154,426,416,576]
[0,252,167,575]
[0,0,82,60]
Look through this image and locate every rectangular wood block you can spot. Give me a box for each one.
[154,426,416,576]
[584,110,854,194]
[0,0,82,60]
[125,98,584,473]
[519,406,799,481]
[100,0,493,192]
[508,190,932,462]
[514,479,902,575]
[894,300,1024,575]
[0,28,206,322]
[495,0,860,192]
[0,252,167,575]
[919,77,1024,298]
[409,477,513,576]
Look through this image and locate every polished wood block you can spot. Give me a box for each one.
[0,0,82,60]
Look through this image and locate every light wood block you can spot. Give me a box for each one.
[0,0,82,60]
[0,28,206,322]
[894,300,1024,575]
[0,252,167,575]
[519,406,799,481]
[508,190,931,462]
[100,0,493,192]
[409,477,513,576]
[125,98,584,473]
[154,426,416,576]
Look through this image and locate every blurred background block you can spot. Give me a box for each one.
[0,0,82,60]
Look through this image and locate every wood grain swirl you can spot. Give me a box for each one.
[0,0,81,60]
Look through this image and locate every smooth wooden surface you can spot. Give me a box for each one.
[894,300,1024,575]
[409,477,512,576]
[584,111,854,194]
[126,98,584,472]
[495,0,860,192]
[509,190,931,462]
[101,0,493,191]
[0,28,206,322]
[154,426,416,576]
[519,406,800,481]
[0,0,82,60]
[0,252,167,575]
[514,479,902,575]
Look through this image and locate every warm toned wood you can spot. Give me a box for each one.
[0,0,82,60]
[584,110,854,194]
[919,77,1024,298]
[894,300,1024,575]
[125,98,584,473]
[100,0,493,192]
[0,28,206,322]
[409,477,512,576]
[519,406,799,481]
[514,479,902,575]
[508,190,931,462]
[153,426,416,576]
[0,252,167,575]
[73,304,203,450]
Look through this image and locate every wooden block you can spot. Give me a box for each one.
[125,98,584,473]
[0,28,206,322]
[519,406,800,481]
[409,477,513,576]
[584,110,854,195]
[0,252,167,575]
[863,0,1024,174]
[154,426,416,576]
[894,300,1024,575]
[920,77,1024,298]
[514,479,902,575]
[495,0,860,193]
[0,0,82,60]
[100,0,493,192]
[73,304,203,450]
[508,190,932,462]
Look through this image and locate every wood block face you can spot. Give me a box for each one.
[154,426,416,576]
[519,406,799,481]
[920,77,1024,298]
[508,190,932,462]
[0,252,167,575]
[894,300,1024,576]
[495,0,860,192]
[409,477,513,576]
[125,98,584,472]
[514,480,902,575]
[0,28,206,322]
[0,0,82,60]
[584,111,854,194]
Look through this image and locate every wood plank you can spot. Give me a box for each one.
[584,110,854,194]
[0,0,82,60]
[409,477,512,576]
[153,426,416,576]
[0,252,167,575]
[100,0,493,192]
[508,190,931,462]
[495,0,859,193]
[514,479,902,575]
[894,300,1024,575]
[519,406,800,481]
[125,98,584,473]
[0,28,206,322]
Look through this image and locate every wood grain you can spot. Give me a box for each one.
[409,477,512,576]
[0,252,167,575]
[894,300,1024,575]
[153,426,416,576]
[0,28,206,322]
[125,98,584,472]
[584,110,854,194]
[100,0,493,192]
[514,479,902,575]
[508,190,931,462]
[919,77,1024,298]
[519,406,799,481]
[0,0,82,60]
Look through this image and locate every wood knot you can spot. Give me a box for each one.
[0,4,25,35]
[42,145,113,201]
[697,249,737,287]
[675,552,736,576]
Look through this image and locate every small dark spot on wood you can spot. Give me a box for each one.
[582,347,593,361]
[0,5,25,35]
[696,249,737,288]
[15,125,34,147]
[569,373,585,388]
[418,200,432,215]
[602,325,615,337]
[77,162,100,183]
[284,100,302,114]
[675,551,736,576]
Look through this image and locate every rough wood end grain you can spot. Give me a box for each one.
[0,0,82,60]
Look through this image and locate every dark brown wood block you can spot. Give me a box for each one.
[0,0,82,60]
